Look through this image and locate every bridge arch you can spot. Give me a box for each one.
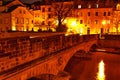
[89,44,98,52]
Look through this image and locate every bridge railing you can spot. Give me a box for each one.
[101,34,120,40]
[0,34,98,75]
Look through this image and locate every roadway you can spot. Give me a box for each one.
[65,51,120,80]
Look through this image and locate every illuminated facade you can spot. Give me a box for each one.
[72,8,113,34]
[0,0,120,33]
[32,5,53,31]
[0,0,33,31]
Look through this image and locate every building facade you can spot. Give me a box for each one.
[0,0,120,33]
[0,0,33,32]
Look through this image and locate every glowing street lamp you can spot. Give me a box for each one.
[102,20,106,25]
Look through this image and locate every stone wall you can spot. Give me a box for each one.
[0,34,98,80]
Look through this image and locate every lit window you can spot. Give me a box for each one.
[88,20,90,24]
[107,20,110,24]
[95,20,98,24]
[42,14,45,19]
[116,4,120,10]
[88,4,91,8]
[96,4,99,8]
[78,5,81,9]
[15,17,18,24]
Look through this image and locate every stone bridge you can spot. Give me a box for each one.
[0,34,98,80]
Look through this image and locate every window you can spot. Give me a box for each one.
[96,4,99,8]
[19,10,22,13]
[107,20,110,24]
[48,14,51,18]
[48,8,51,12]
[26,18,29,24]
[21,18,24,24]
[87,20,90,24]
[88,4,91,8]
[23,10,26,14]
[78,5,81,9]
[42,14,45,19]
[103,12,106,16]
[0,19,2,24]
[42,21,45,25]
[15,17,18,24]
[95,12,98,16]
[88,12,90,16]
[42,8,45,12]
[80,20,83,24]
[108,12,110,16]
[95,20,98,24]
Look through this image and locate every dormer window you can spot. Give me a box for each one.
[116,4,120,10]
[88,4,91,8]
[96,4,99,8]
[78,5,81,9]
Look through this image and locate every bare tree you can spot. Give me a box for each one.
[51,1,74,31]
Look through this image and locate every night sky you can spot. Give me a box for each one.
[21,0,40,4]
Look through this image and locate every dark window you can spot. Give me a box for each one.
[31,20,33,24]
[0,19,2,24]
[42,21,45,25]
[108,12,110,16]
[95,20,98,24]
[103,12,106,16]
[80,20,83,24]
[48,14,51,18]
[88,12,90,16]
[42,8,45,12]
[48,8,51,12]
[19,10,22,13]
[95,12,98,16]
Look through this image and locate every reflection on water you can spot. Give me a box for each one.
[97,60,105,80]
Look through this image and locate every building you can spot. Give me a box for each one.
[0,0,33,32]
[72,4,113,34]
[0,0,120,33]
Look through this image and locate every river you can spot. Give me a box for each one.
[65,52,120,80]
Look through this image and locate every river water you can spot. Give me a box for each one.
[65,52,120,80]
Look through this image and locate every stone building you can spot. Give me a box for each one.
[0,0,33,31]
[0,0,120,33]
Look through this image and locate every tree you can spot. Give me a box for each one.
[52,0,73,32]
[56,24,68,32]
